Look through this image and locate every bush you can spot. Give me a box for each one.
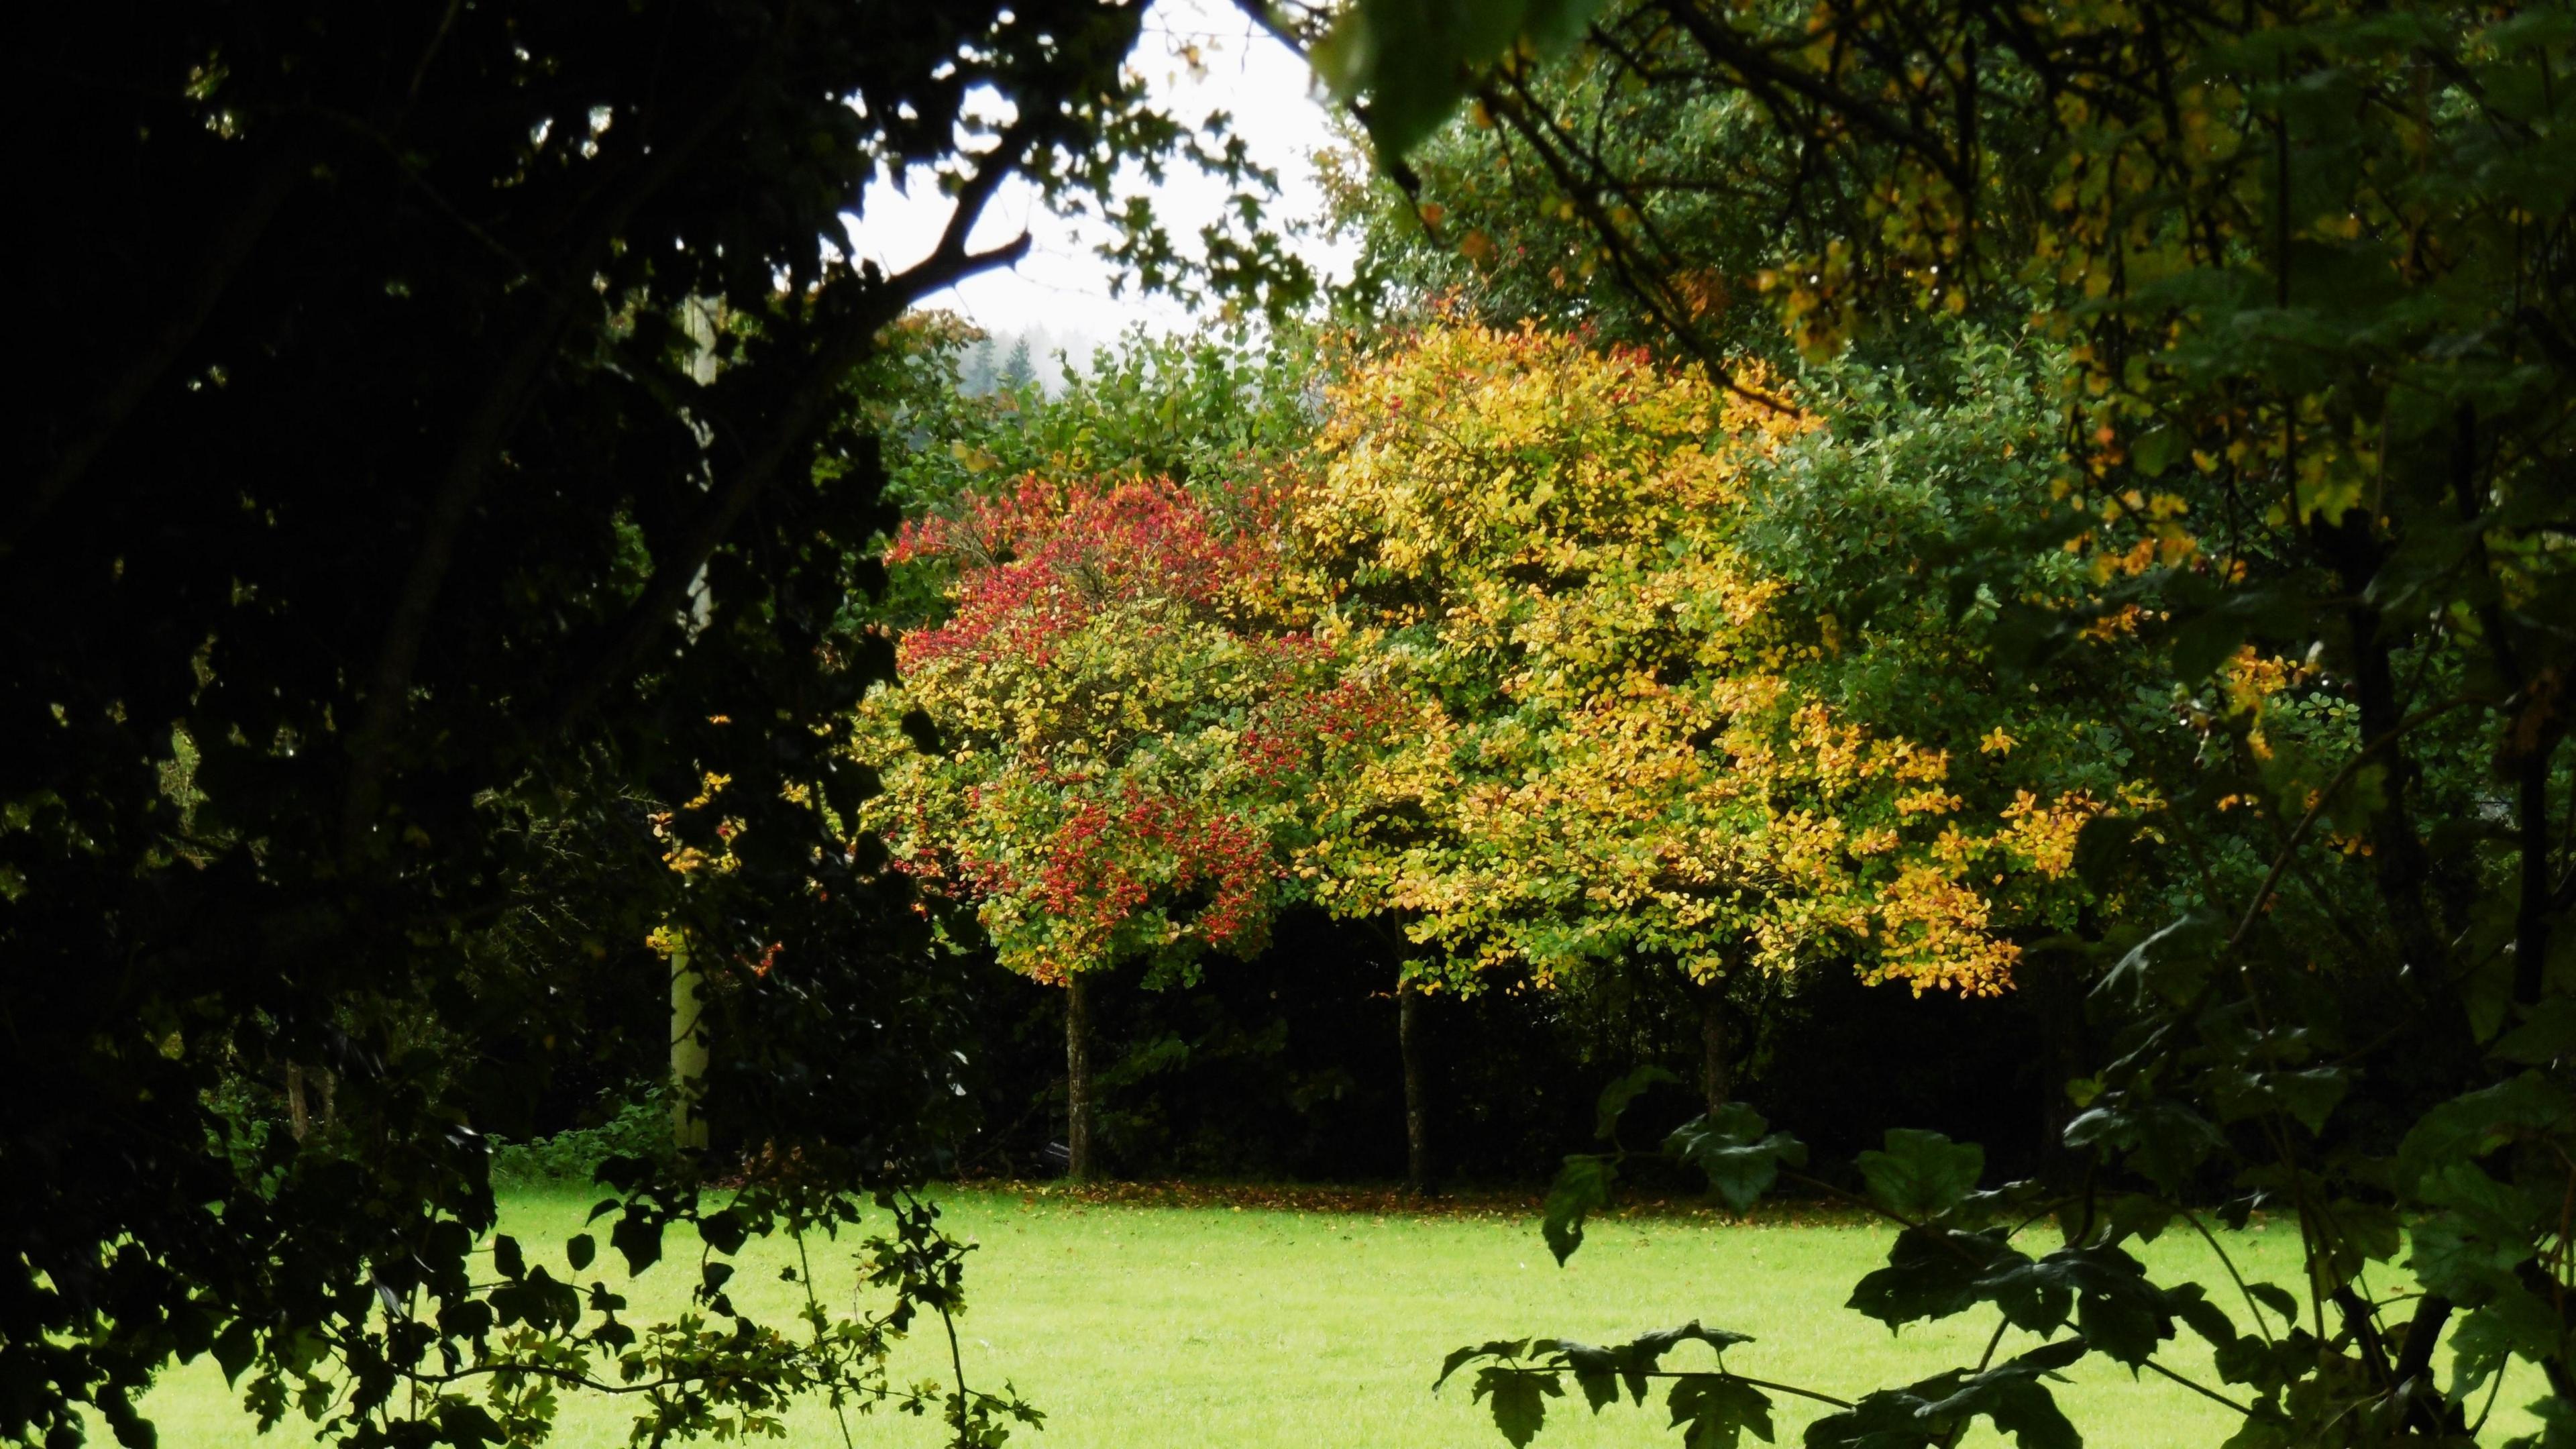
[488,1089,671,1191]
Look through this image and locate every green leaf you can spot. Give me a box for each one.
[2245,1282,2300,1328]
[1978,1246,2175,1365]
[2131,427,2185,477]
[2449,1284,2561,1397]
[1666,1373,1775,1449]
[2504,1392,2576,1449]
[1318,0,1605,156]
[2266,1067,2349,1135]
[436,1401,503,1448]
[1438,1339,1529,1390]
[697,1208,748,1255]
[1801,1389,1942,1449]
[2064,1095,2226,1193]
[1625,1321,1756,1363]
[2493,998,2576,1065]
[1665,1105,1807,1212]
[2408,1166,2541,1299]
[211,1321,257,1386]
[1542,1155,1615,1265]
[1472,1365,1561,1448]
[2396,1073,2576,1197]
[2101,1193,2175,1248]
[1606,1322,1756,1403]
[611,1210,664,1274]
[1917,1338,2086,1449]
[1546,1341,1620,1412]
[2094,908,2224,1008]
[1595,1065,1680,1140]
[2164,1281,2241,1353]
[2165,585,2306,683]
[1856,1130,1984,1221]
[1847,1228,2023,1330]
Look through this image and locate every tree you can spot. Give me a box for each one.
[5,3,1295,1444]
[1318,0,2576,1440]
[998,336,1040,392]
[1292,321,2100,1128]
[864,474,1389,1180]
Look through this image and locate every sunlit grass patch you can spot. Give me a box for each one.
[131,1184,2544,1448]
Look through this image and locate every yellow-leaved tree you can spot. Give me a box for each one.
[1290,322,2102,1122]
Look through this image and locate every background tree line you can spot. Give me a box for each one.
[844,0,2576,1440]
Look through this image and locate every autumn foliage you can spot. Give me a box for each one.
[1291,322,2099,997]
[867,475,1389,986]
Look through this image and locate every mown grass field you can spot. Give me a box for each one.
[131,1184,2543,1447]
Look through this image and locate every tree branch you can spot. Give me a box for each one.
[542,128,1040,736]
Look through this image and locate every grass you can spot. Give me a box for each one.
[129,1183,2544,1448]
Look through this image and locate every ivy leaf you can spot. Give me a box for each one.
[1666,1373,1775,1449]
[1665,1104,1807,1212]
[1856,1130,1984,1221]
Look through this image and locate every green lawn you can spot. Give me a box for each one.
[131,1184,2543,1448]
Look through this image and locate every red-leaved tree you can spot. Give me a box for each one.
[862,475,1395,1178]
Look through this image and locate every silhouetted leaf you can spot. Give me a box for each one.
[1666,1105,1807,1212]
[1857,1130,1984,1221]
[1543,1155,1615,1265]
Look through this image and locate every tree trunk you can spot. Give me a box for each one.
[286,1063,312,1142]
[1398,975,1433,1195]
[670,943,710,1152]
[1065,973,1095,1182]
[1697,981,1731,1117]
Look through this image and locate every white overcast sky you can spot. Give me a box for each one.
[843,0,1356,355]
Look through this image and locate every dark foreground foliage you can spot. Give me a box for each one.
[2,2,1290,1445]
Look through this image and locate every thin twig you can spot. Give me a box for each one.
[2143,1358,2253,1415]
